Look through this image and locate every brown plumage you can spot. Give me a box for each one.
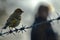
[2,8,24,29]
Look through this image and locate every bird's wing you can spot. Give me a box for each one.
[6,15,21,25]
[17,16,21,20]
[6,17,17,25]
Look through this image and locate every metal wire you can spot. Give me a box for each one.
[0,16,60,36]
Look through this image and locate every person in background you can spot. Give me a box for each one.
[31,4,57,40]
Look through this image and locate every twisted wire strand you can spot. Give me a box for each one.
[0,16,60,36]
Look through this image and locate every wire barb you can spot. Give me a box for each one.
[0,16,60,36]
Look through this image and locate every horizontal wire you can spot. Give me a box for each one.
[0,16,60,36]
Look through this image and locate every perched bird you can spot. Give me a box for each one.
[2,8,24,29]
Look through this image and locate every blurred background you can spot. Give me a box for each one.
[0,0,60,40]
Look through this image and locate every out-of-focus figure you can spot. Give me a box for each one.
[2,8,24,29]
[31,4,57,40]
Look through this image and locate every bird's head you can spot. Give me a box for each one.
[14,8,24,15]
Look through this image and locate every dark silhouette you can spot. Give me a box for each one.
[31,5,57,40]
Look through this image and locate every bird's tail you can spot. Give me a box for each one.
[1,24,8,33]
[2,25,8,29]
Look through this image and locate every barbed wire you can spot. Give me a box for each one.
[0,16,60,37]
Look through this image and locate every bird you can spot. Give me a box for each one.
[2,8,24,29]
